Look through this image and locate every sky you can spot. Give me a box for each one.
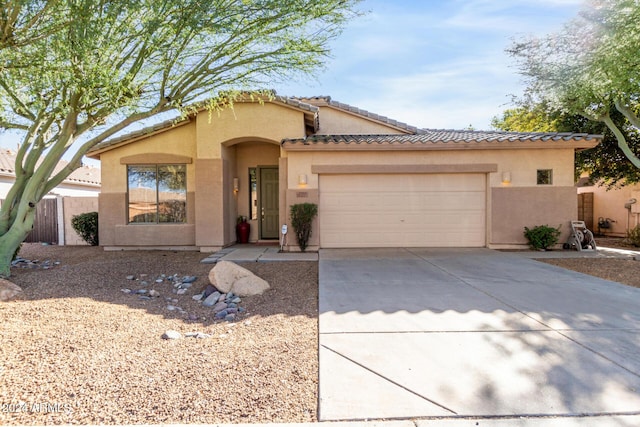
[273,0,586,131]
[0,0,586,163]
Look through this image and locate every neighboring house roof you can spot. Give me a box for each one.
[281,130,602,150]
[294,96,421,134]
[0,149,101,187]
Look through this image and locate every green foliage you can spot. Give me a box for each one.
[290,203,318,252]
[493,103,640,188]
[508,0,640,170]
[0,0,362,276]
[71,212,99,246]
[523,224,561,250]
[626,225,640,247]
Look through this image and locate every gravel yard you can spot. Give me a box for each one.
[536,237,640,289]
[0,244,318,425]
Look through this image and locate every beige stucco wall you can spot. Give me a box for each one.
[98,123,198,248]
[316,107,408,135]
[284,147,577,248]
[196,103,305,159]
[285,148,576,189]
[63,197,99,245]
[578,183,640,236]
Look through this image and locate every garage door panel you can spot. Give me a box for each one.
[319,174,486,248]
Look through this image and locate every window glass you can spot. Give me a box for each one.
[249,168,257,220]
[158,165,186,223]
[127,165,186,224]
[537,169,553,185]
[128,165,157,223]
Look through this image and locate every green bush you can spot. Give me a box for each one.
[290,203,318,252]
[627,225,640,247]
[523,224,561,250]
[71,211,99,246]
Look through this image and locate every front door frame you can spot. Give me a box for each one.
[257,165,279,239]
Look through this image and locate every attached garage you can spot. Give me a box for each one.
[319,173,486,248]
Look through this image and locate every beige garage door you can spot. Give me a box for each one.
[319,174,486,248]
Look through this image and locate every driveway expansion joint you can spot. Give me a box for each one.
[320,344,458,415]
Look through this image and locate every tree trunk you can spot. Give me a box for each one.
[0,208,37,278]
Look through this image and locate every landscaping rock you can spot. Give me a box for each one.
[0,279,22,302]
[202,291,221,307]
[161,330,182,340]
[208,261,269,296]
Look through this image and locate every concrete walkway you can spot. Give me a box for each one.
[201,245,318,263]
[319,248,640,425]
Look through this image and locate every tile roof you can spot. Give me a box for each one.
[281,129,602,147]
[293,96,420,134]
[89,95,321,156]
[0,149,101,186]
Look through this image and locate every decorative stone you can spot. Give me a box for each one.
[192,293,204,301]
[162,330,182,340]
[202,284,217,298]
[208,261,270,296]
[149,290,160,297]
[135,289,148,294]
[182,276,197,284]
[126,275,135,280]
[176,288,187,295]
[167,305,176,311]
[0,279,22,302]
[202,291,221,307]
[212,301,228,312]
[224,313,236,322]
[214,310,228,319]
[231,297,241,304]
[121,288,132,294]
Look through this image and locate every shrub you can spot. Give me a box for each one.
[627,225,640,247]
[71,211,99,246]
[290,203,318,252]
[523,224,561,250]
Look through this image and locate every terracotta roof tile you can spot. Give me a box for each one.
[0,149,101,185]
[281,130,602,147]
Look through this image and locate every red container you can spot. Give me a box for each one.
[236,220,250,243]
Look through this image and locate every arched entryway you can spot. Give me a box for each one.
[224,139,281,242]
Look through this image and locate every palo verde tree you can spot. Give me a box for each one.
[508,0,640,170]
[0,0,361,277]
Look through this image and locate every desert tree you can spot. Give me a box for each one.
[508,0,640,172]
[0,0,361,276]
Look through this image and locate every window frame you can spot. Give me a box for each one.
[536,169,553,185]
[127,163,187,224]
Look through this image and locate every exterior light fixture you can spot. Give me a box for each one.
[233,177,239,192]
[298,174,307,186]
[502,171,511,185]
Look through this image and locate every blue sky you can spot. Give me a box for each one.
[0,1,585,162]
[273,0,585,130]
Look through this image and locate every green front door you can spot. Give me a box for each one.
[259,167,279,239]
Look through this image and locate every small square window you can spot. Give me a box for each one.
[537,169,553,185]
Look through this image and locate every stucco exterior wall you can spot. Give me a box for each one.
[196,103,306,159]
[63,197,99,245]
[316,107,408,135]
[98,123,198,248]
[578,183,640,236]
[285,148,576,189]
[285,148,577,248]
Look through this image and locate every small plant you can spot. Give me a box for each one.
[290,203,318,252]
[523,224,561,250]
[626,225,640,247]
[71,211,99,246]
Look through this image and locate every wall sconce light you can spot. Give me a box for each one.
[502,171,512,185]
[298,174,307,186]
[233,177,239,193]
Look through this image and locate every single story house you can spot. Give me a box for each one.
[87,95,601,251]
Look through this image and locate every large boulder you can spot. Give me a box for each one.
[208,261,269,296]
[0,278,23,302]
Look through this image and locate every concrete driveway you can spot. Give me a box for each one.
[319,248,640,424]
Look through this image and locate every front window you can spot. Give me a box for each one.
[537,169,553,185]
[128,164,186,223]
